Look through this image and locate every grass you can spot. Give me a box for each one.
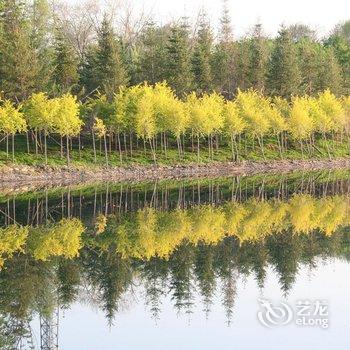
[0,134,349,168]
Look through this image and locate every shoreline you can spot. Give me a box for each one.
[0,158,350,192]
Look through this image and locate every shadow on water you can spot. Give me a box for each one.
[0,169,350,348]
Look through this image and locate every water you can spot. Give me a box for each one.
[1,170,350,349]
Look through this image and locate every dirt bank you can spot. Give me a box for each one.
[0,158,349,192]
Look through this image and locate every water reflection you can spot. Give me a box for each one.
[0,171,350,348]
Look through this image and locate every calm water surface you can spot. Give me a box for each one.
[1,171,350,349]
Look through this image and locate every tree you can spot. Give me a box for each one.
[24,92,59,163]
[82,16,128,99]
[223,100,247,161]
[249,23,269,92]
[93,117,108,166]
[289,96,314,156]
[319,47,343,95]
[297,39,323,95]
[134,85,157,163]
[0,0,40,101]
[137,22,169,85]
[29,0,52,92]
[52,30,79,94]
[325,33,350,94]
[165,19,193,97]
[192,11,213,93]
[234,39,252,91]
[53,94,82,165]
[236,90,270,159]
[267,28,301,98]
[0,100,26,161]
[211,0,235,97]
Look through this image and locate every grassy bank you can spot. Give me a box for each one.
[0,133,349,168]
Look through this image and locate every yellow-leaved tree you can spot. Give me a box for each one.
[24,92,59,164]
[223,100,246,161]
[0,100,27,161]
[53,94,83,165]
[236,90,270,159]
[134,85,157,163]
[289,96,314,157]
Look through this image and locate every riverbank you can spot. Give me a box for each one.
[1,158,350,191]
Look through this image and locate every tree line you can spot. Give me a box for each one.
[0,193,348,265]
[1,0,350,164]
[0,85,350,164]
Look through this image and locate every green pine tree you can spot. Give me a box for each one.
[52,30,79,94]
[192,11,213,93]
[267,27,301,99]
[137,21,169,85]
[211,0,235,97]
[165,18,193,97]
[319,47,343,95]
[81,16,128,99]
[248,23,269,92]
[0,0,40,101]
[297,39,324,95]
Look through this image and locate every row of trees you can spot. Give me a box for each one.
[1,85,349,164]
[0,0,350,103]
[0,193,348,265]
[0,93,81,163]
[0,226,344,338]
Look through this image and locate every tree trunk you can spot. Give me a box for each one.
[92,130,97,163]
[11,134,14,162]
[117,132,122,163]
[78,133,81,158]
[104,134,108,167]
[6,134,8,158]
[66,135,70,166]
[230,134,235,162]
[149,138,156,164]
[26,131,30,154]
[35,129,38,156]
[44,131,48,165]
[197,135,200,163]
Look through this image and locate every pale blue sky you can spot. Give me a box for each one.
[68,0,350,38]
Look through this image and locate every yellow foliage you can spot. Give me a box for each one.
[93,117,106,138]
[289,97,314,140]
[0,100,27,134]
[0,225,28,269]
[28,218,84,261]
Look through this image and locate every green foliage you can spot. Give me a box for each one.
[267,28,301,98]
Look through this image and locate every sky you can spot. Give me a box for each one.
[125,0,349,38]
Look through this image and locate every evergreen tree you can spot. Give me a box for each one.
[319,47,343,95]
[192,11,213,93]
[79,44,99,96]
[267,27,301,99]
[248,23,269,92]
[30,0,52,92]
[234,39,251,91]
[297,39,323,95]
[137,21,169,85]
[211,0,235,98]
[0,0,40,101]
[82,16,128,99]
[325,33,350,94]
[52,30,79,94]
[165,18,193,97]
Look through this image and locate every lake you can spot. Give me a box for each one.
[1,170,350,349]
